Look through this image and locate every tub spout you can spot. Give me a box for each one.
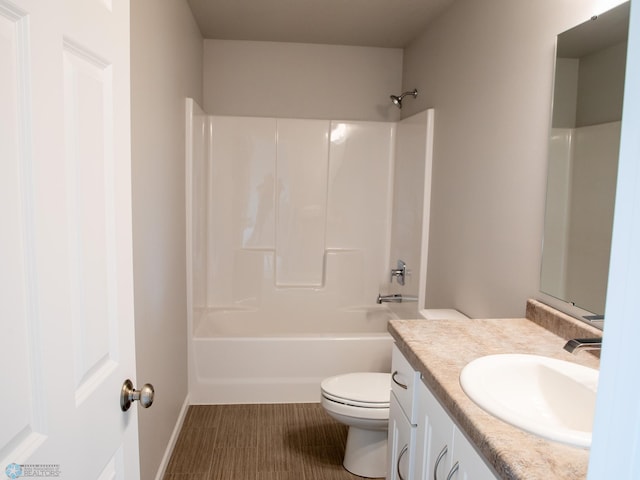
[377,294,402,304]
[377,294,416,304]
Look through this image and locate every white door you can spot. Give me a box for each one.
[1,0,140,478]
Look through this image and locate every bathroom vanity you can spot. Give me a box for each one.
[387,299,601,480]
[388,344,497,480]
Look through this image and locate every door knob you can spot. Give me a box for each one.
[120,379,155,411]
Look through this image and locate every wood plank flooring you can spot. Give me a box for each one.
[163,403,384,480]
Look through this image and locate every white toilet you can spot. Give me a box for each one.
[321,372,391,478]
[320,309,469,478]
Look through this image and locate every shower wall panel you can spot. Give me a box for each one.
[327,121,396,300]
[275,119,329,286]
[389,112,429,297]
[190,102,208,311]
[197,115,395,331]
[566,121,620,314]
[388,110,434,317]
[207,116,276,305]
[541,121,620,315]
[540,128,572,299]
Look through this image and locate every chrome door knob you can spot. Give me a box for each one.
[120,379,155,411]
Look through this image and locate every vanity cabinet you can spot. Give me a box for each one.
[388,344,498,480]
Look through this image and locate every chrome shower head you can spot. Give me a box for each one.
[390,89,418,109]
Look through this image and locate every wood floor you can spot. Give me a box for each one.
[163,403,383,480]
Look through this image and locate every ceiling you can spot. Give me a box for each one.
[557,1,629,58]
[186,0,457,48]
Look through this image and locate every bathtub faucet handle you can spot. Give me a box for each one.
[390,260,406,285]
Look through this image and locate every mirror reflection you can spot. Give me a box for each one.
[540,2,629,318]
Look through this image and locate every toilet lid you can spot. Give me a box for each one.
[321,372,391,408]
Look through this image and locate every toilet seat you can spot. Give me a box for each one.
[321,394,389,421]
[321,372,391,408]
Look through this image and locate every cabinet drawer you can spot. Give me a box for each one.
[391,344,421,423]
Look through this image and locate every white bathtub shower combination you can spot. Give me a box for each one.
[186,99,433,404]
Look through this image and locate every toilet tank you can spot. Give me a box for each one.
[420,309,469,320]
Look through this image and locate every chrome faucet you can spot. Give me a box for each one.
[390,260,407,286]
[376,294,418,304]
[563,338,603,353]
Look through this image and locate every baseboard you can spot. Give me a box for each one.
[154,394,190,480]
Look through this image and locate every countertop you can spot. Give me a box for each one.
[387,299,602,480]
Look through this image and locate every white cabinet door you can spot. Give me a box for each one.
[449,428,498,480]
[415,380,455,480]
[414,382,497,480]
[388,393,416,480]
[0,0,139,478]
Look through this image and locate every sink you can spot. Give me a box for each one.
[459,354,599,448]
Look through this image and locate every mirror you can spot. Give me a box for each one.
[540,2,629,320]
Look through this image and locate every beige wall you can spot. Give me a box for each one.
[130,1,203,478]
[401,0,621,318]
[203,39,403,121]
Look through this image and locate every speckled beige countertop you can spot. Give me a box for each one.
[388,299,602,480]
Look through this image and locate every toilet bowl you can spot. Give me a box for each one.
[320,372,391,478]
[320,309,469,477]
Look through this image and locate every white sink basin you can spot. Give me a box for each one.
[460,354,599,448]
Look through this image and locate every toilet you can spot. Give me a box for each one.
[321,372,391,478]
[320,308,469,478]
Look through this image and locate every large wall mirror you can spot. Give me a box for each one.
[540,2,629,322]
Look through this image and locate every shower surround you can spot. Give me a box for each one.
[186,99,432,403]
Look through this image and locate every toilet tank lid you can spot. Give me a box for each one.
[420,309,469,320]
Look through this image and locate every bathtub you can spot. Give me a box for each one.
[189,306,397,404]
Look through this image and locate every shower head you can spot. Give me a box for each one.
[390,89,418,109]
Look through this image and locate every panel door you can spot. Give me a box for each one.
[0,0,138,478]
[415,382,455,480]
[388,393,416,480]
[450,428,498,480]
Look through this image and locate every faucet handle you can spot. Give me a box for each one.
[390,260,406,285]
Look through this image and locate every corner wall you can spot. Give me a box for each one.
[400,0,625,317]
[130,1,203,478]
